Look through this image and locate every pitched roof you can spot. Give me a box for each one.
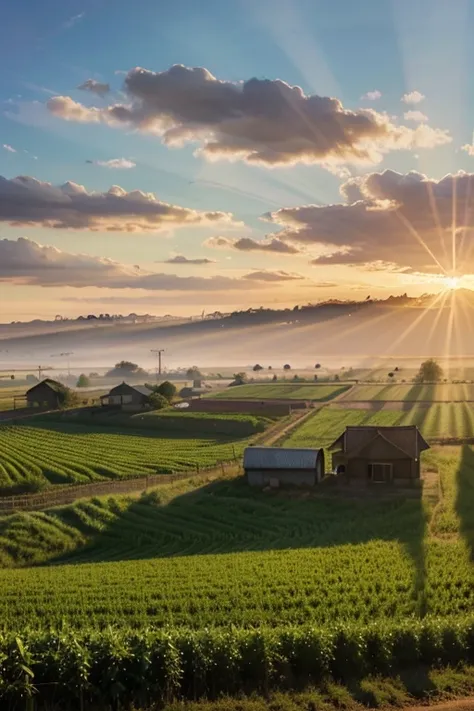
[244,447,321,470]
[329,425,429,459]
[130,384,153,396]
[26,378,64,394]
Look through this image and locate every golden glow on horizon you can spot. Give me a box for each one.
[445,276,460,290]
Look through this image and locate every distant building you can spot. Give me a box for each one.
[244,447,325,488]
[26,379,64,409]
[329,425,429,484]
[100,382,153,408]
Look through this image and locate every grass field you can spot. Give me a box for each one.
[1,444,474,704]
[209,383,350,401]
[341,383,474,401]
[0,446,472,626]
[0,422,250,495]
[284,404,474,451]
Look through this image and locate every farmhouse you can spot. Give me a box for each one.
[26,379,65,409]
[244,447,325,487]
[329,425,429,484]
[100,382,153,408]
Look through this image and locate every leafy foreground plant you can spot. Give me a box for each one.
[2,619,474,709]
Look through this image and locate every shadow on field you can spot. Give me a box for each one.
[51,473,428,604]
[455,445,474,559]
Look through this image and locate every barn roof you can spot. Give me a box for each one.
[26,378,64,394]
[329,425,429,458]
[243,447,321,470]
[105,382,153,397]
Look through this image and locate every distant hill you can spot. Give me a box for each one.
[0,290,472,366]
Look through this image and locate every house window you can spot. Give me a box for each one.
[368,463,392,483]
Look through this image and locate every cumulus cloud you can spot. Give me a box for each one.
[361,90,382,101]
[265,169,474,274]
[77,79,110,97]
[163,255,216,265]
[0,238,279,291]
[404,110,428,122]
[461,144,474,156]
[46,65,450,168]
[401,90,425,104]
[204,235,301,254]
[3,144,16,153]
[0,174,235,232]
[94,158,136,169]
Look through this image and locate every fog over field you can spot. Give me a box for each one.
[0,292,471,371]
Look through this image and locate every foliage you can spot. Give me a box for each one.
[186,366,202,379]
[76,374,90,388]
[315,363,321,369]
[0,422,251,495]
[106,361,148,378]
[252,364,263,372]
[56,384,80,409]
[283,364,291,370]
[147,392,169,410]
[155,380,177,401]
[416,358,444,383]
[229,372,247,387]
[1,621,474,707]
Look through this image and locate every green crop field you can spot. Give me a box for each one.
[0,422,251,495]
[284,403,474,452]
[209,383,350,401]
[1,445,474,705]
[341,383,474,401]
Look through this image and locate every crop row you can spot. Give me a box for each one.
[0,423,246,495]
[2,618,474,708]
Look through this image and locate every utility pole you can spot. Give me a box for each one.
[51,352,74,377]
[38,365,52,380]
[150,349,164,381]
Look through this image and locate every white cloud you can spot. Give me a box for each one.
[361,90,382,101]
[62,12,84,30]
[404,110,428,122]
[401,90,425,104]
[46,65,450,169]
[461,144,474,156]
[95,158,136,169]
[3,144,16,153]
[164,255,216,265]
[0,174,236,232]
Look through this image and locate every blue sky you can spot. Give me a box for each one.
[1,0,474,319]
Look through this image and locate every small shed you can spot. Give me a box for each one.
[100,382,153,408]
[244,447,325,488]
[26,379,64,409]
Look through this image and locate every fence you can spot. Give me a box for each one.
[0,460,240,515]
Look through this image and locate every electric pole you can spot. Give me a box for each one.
[51,352,74,377]
[150,349,164,381]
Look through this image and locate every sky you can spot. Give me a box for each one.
[2,0,474,321]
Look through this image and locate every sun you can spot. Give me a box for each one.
[445,276,460,290]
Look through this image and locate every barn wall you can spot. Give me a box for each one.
[346,458,416,481]
[247,468,316,487]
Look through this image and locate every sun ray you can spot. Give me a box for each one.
[380,289,448,356]
[394,209,448,275]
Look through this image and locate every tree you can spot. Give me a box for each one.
[388,372,394,379]
[147,392,169,410]
[272,374,277,381]
[416,358,443,383]
[106,361,147,378]
[76,374,90,388]
[314,374,318,381]
[56,384,80,409]
[186,366,202,379]
[229,372,247,387]
[155,381,177,402]
[283,364,291,371]
[315,363,321,369]
[253,364,263,372]
[334,374,340,382]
